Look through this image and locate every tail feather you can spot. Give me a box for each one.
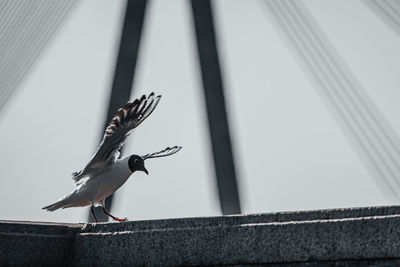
[42,199,68,212]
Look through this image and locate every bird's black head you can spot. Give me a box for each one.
[128,155,148,174]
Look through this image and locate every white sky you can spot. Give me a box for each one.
[0,0,399,223]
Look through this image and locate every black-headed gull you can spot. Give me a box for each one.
[43,92,182,223]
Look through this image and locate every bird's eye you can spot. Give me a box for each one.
[134,159,138,163]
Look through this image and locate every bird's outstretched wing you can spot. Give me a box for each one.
[72,92,161,185]
[142,146,182,160]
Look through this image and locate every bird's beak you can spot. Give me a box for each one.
[142,167,149,175]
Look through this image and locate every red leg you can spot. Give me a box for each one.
[102,206,128,222]
[91,205,98,223]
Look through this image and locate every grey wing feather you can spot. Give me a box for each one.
[142,146,182,159]
[72,92,161,185]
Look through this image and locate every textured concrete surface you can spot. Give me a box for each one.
[266,258,400,266]
[82,205,400,233]
[73,214,400,266]
[2,205,400,266]
[0,221,81,266]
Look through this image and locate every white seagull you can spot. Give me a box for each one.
[43,92,182,223]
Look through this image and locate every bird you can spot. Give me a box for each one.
[42,92,182,223]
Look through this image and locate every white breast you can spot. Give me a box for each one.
[85,157,133,205]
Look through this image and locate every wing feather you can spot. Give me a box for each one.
[142,146,182,160]
[72,92,161,184]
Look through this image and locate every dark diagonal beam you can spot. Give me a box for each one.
[190,0,241,215]
[88,0,148,222]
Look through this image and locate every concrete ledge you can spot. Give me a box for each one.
[82,205,400,233]
[2,205,400,266]
[0,221,81,266]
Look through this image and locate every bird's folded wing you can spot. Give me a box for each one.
[72,92,161,184]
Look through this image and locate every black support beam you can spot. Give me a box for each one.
[190,0,241,215]
[88,0,148,222]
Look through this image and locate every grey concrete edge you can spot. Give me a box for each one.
[2,205,400,265]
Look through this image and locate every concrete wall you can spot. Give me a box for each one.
[2,206,400,266]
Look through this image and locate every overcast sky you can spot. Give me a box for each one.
[1,0,400,223]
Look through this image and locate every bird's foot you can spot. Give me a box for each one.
[114,217,128,222]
